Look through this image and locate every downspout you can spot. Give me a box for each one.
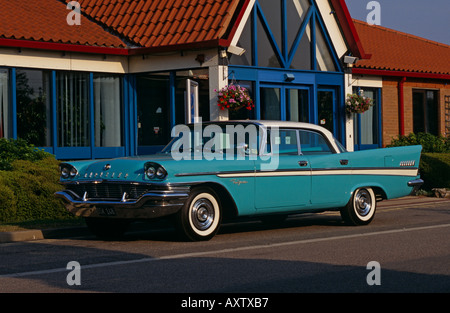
[399,77,406,136]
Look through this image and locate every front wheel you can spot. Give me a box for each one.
[176,187,222,241]
[340,187,376,226]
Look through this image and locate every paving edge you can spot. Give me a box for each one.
[0,227,89,244]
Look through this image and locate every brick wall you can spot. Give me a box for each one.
[381,77,450,146]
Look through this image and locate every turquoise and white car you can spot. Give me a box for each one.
[55,121,423,241]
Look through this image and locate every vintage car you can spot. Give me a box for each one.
[55,121,423,241]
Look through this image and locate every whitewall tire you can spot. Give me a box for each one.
[340,187,376,226]
[177,187,222,241]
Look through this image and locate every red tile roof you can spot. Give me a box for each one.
[353,20,450,76]
[60,0,241,49]
[0,0,126,48]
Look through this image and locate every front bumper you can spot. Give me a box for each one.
[55,185,189,219]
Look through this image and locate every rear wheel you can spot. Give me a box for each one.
[340,187,376,225]
[176,187,222,241]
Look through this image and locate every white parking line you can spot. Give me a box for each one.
[2,223,450,279]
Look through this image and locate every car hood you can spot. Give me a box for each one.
[65,154,174,182]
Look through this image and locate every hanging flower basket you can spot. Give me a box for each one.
[345,93,374,114]
[215,84,254,111]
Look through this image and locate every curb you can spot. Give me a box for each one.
[0,227,89,244]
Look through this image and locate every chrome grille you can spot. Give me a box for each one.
[66,183,152,200]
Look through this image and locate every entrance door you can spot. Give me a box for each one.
[260,84,311,123]
[317,88,337,135]
[136,75,171,155]
[286,87,310,123]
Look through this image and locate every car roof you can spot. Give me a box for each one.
[200,120,335,137]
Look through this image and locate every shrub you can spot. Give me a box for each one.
[0,138,52,171]
[0,157,71,223]
[0,138,73,223]
[388,133,450,153]
[419,153,450,190]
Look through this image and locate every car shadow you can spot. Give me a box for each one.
[1,240,449,293]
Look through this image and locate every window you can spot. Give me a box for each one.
[266,129,299,155]
[93,74,123,147]
[353,88,380,147]
[0,69,10,138]
[56,72,90,147]
[16,69,52,146]
[413,90,438,135]
[261,87,281,120]
[299,129,332,155]
[286,88,309,122]
[228,0,339,72]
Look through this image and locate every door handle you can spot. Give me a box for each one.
[340,159,349,166]
[298,161,308,167]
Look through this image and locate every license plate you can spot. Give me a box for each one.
[98,207,116,216]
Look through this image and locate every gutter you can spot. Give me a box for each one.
[352,68,450,81]
[0,38,130,56]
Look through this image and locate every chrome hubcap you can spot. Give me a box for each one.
[355,189,372,217]
[191,199,214,231]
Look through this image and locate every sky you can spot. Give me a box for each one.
[344,0,450,45]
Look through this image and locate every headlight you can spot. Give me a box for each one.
[61,167,70,179]
[156,167,167,179]
[60,164,78,179]
[145,163,167,180]
[146,166,156,179]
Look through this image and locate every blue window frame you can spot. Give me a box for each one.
[5,68,127,160]
[228,0,346,143]
[353,87,382,151]
[230,0,342,72]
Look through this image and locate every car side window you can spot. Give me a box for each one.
[299,130,333,155]
[266,129,299,155]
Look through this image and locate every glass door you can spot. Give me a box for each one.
[286,87,310,123]
[317,88,337,135]
[260,84,312,123]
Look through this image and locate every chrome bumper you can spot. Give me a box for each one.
[408,178,424,195]
[55,189,189,219]
[408,178,424,187]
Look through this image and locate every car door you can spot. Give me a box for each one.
[255,128,311,211]
[299,129,352,208]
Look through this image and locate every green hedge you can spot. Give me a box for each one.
[420,153,450,190]
[388,133,450,153]
[389,133,450,191]
[0,138,52,170]
[0,138,72,223]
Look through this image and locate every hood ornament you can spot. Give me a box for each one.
[103,164,111,171]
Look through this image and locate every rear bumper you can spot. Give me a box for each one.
[55,188,189,219]
[408,178,424,195]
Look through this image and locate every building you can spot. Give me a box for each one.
[0,0,385,160]
[351,19,450,149]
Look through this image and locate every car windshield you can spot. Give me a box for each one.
[161,123,262,156]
